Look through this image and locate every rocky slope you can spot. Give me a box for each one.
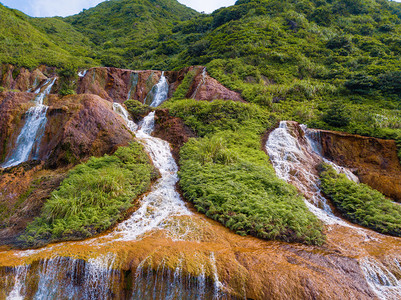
[0,91,134,245]
[318,130,401,202]
[1,65,401,299]
[77,66,244,103]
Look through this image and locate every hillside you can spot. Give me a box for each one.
[0,3,95,69]
[2,0,401,298]
[65,0,199,67]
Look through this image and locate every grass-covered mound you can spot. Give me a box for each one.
[20,143,157,247]
[319,163,401,236]
[165,99,324,245]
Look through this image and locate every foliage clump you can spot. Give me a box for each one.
[165,99,324,245]
[319,163,401,237]
[125,99,153,121]
[20,142,157,247]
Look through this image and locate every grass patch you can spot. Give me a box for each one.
[165,99,324,245]
[319,163,401,237]
[20,142,157,247]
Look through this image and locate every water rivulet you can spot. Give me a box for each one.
[266,121,401,300]
[1,78,56,168]
[1,95,229,299]
[1,78,57,168]
[145,71,169,107]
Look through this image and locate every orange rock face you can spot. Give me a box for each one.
[186,66,244,102]
[76,66,244,104]
[43,94,134,167]
[318,130,401,201]
[0,163,67,246]
[0,64,55,92]
[153,109,196,161]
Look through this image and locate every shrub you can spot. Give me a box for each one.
[323,101,351,127]
[170,100,324,245]
[125,99,153,121]
[319,163,401,237]
[20,142,157,247]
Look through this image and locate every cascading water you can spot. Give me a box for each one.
[3,98,227,299]
[1,77,56,168]
[266,121,401,300]
[145,72,169,107]
[192,67,207,99]
[78,70,87,78]
[112,103,138,132]
[131,254,224,300]
[111,107,191,241]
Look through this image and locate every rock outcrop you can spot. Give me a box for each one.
[185,66,244,102]
[43,94,134,167]
[153,109,196,162]
[318,130,401,201]
[0,92,134,168]
[0,64,55,92]
[0,162,66,246]
[76,66,244,103]
[0,92,135,243]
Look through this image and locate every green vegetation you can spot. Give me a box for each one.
[0,4,94,69]
[319,163,401,237]
[165,99,324,245]
[65,0,197,68]
[125,99,153,121]
[1,0,401,245]
[20,142,157,247]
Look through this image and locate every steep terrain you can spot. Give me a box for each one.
[0,4,94,69]
[0,0,401,298]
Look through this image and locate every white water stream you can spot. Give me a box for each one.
[1,78,56,168]
[192,67,207,99]
[111,110,191,241]
[145,71,169,107]
[127,72,139,100]
[266,121,401,300]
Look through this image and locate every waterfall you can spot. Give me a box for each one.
[1,78,56,168]
[265,121,333,212]
[145,72,169,107]
[3,97,226,299]
[360,257,401,300]
[265,121,360,213]
[266,121,401,300]
[192,67,207,99]
[265,121,370,229]
[112,103,138,132]
[303,126,360,183]
[78,70,87,78]
[6,265,29,300]
[131,254,222,299]
[111,109,191,241]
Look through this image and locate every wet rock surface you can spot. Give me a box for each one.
[76,66,244,104]
[43,94,134,168]
[0,162,67,246]
[0,64,56,92]
[153,109,196,162]
[318,130,401,201]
